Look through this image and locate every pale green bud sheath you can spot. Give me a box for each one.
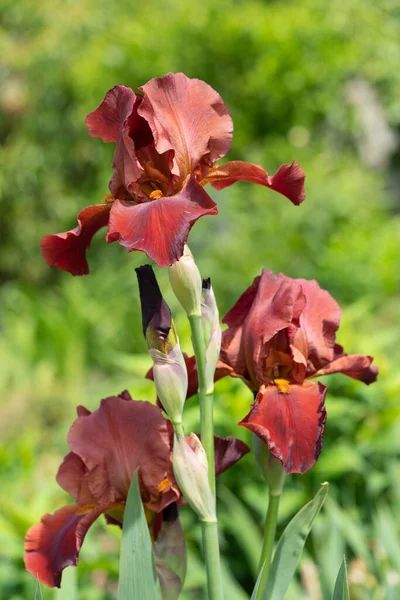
[168,245,202,317]
[201,279,222,395]
[173,433,216,522]
[136,265,187,433]
[173,432,223,599]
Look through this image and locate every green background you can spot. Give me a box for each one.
[1,0,400,598]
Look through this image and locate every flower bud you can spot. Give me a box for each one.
[150,345,187,426]
[201,279,222,394]
[252,433,286,495]
[136,265,187,426]
[173,433,216,522]
[168,245,202,317]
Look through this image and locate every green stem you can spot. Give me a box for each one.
[188,315,215,493]
[255,492,281,600]
[189,314,222,599]
[201,520,224,600]
[173,421,184,436]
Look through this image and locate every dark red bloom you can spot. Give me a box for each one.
[41,73,306,274]
[188,270,377,474]
[24,391,248,588]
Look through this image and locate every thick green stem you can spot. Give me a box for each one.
[188,315,215,493]
[201,520,224,600]
[189,314,222,599]
[255,492,281,600]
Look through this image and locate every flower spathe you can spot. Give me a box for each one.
[185,270,377,475]
[24,391,249,587]
[41,73,306,274]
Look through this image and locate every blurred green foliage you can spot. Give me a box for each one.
[1,0,400,598]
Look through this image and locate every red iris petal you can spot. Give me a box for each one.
[239,381,327,474]
[221,269,306,387]
[85,85,137,143]
[295,279,342,373]
[138,72,233,177]
[24,504,103,588]
[87,85,150,192]
[222,275,261,328]
[67,393,179,512]
[40,204,111,276]
[55,452,98,508]
[202,160,306,205]
[213,435,250,476]
[314,347,378,384]
[107,176,217,267]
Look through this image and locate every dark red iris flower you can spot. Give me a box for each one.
[182,270,378,475]
[41,72,306,274]
[24,391,249,588]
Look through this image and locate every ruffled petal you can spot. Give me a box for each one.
[294,279,341,375]
[24,504,103,588]
[67,393,179,512]
[220,326,252,385]
[225,269,305,386]
[213,436,250,476]
[202,160,306,205]
[107,176,217,267]
[86,85,138,142]
[86,85,154,192]
[314,348,378,384]
[138,73,233,177]
[40,204,111,275]
[56,452,96,506]
[239,381,327,474]
[222,275,261,328]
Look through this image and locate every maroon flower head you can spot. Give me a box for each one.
[24,391,248,588]
[41,73,306,275]
[222,270,378,474]
[184,270,377,475]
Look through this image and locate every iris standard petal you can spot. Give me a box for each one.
[138,72,233,177]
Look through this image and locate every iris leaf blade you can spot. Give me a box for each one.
[35,579,44,600]
[259,482,329,600]
[118,470,160,600]
[332,557,350,600]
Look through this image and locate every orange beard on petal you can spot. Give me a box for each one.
[273,378,291,394]
[149,189,164,199]
[157,477,172,493]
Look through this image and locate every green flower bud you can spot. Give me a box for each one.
[173,433,216,522]
[201,279,222,394]
[168,245,202,317]
[150,344,187,427]
[136,265,187,426]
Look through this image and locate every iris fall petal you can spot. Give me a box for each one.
[40,204,111,276]
[202,160,306,205]
[107,176,217,267]
[239,381,327,474]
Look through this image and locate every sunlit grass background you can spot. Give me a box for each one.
[1,0,400,598]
